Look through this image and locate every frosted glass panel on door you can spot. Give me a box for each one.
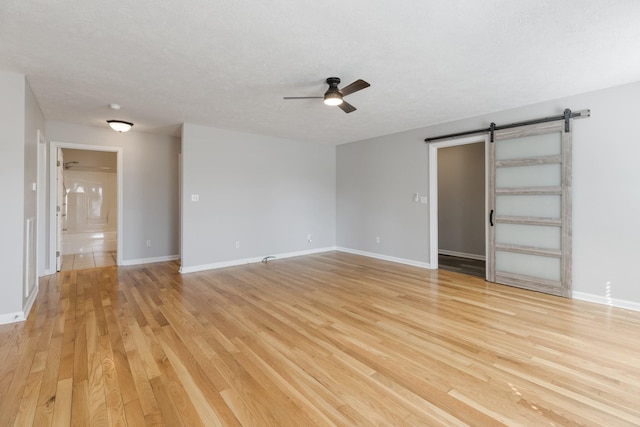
[496,195,561,218]
[496,132,561,160]
[496,251,561,281]
[496,224,560,249]
[496,164,561,188]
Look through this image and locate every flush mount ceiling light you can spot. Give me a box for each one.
[107,120,134,132]
[107,103,133,132]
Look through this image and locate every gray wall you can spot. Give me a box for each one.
[438,143,485,257]
[336,136,430,261]
[337,80,640,304]
[0,71,26,318]
[181,123,336,269]
[24,79,46,306]
[46,121,181,262]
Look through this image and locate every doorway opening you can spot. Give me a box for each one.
[49,142,123,271]
[428,134,489,279]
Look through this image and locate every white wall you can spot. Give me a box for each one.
[181,123,336,270]
[337,81,640,305]
[46,121,180,262]
[438,143,485,257]
[0,71,26,320]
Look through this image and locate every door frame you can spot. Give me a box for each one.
[48,141,124,269]
[36,130,47,276]
[428,134,490,277]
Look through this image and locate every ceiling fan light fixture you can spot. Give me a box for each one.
[323,92,343,106]
[107,120,133,132]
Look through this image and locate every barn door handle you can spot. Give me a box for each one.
[489,209,494,226]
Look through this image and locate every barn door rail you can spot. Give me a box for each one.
[424,109,590,143]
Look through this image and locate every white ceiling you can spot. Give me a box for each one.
[2,1,640,145]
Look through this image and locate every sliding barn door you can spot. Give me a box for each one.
[488,121,571,297]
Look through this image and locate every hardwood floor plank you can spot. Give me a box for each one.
[51,378,73,427]
[0,324,41,426]
[123,398,146,427]
[99,335,128,427]
[33,335,63,427]
[71,380,90,427]
[157,329,227,427]
[149,376,184,427]
[125,348,161,417]
[1,253,640,426]
[12,350,46,427]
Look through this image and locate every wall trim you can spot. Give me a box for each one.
[0,311,26,325]
[49,142,124,270]
[336,247,432,269]
[438,249,486,261]
[572,291,640,313]
[0,282,39,325]
[22,283,38,320]
[179,247,337,274]
[121,255,180,267]
[428,134,489,269]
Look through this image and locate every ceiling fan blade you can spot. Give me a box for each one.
[283,96,324,100]
[338,100,356,113]
[340,79,370,97]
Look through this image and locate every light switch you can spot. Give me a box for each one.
[191,194,199,202]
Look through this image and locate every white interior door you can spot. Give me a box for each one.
[488,120,572,297]
[56,148,64,271]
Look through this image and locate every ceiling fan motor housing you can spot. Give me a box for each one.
[325,77,342,94]
[324,77,343,104]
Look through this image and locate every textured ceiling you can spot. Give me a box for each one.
[1,1,640,145]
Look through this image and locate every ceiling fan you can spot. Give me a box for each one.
[283,77,370,113]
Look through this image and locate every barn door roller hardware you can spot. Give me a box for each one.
[424,109,590,143]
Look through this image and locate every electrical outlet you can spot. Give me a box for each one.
[146,240,151,247]
[376,236,380,243]
[307,234,312,243]
[191,194,199,202]
[235,241,240,249]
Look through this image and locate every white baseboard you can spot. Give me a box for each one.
[336,247,432,269]
[179,247,337,274]
[22,284,39,319]
[438,249,486,261]
[121,255,180,267]
[0,284,40,325]
[0,311,26,325]
[572,291,640,312]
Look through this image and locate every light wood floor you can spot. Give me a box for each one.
[1,252,639,426]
